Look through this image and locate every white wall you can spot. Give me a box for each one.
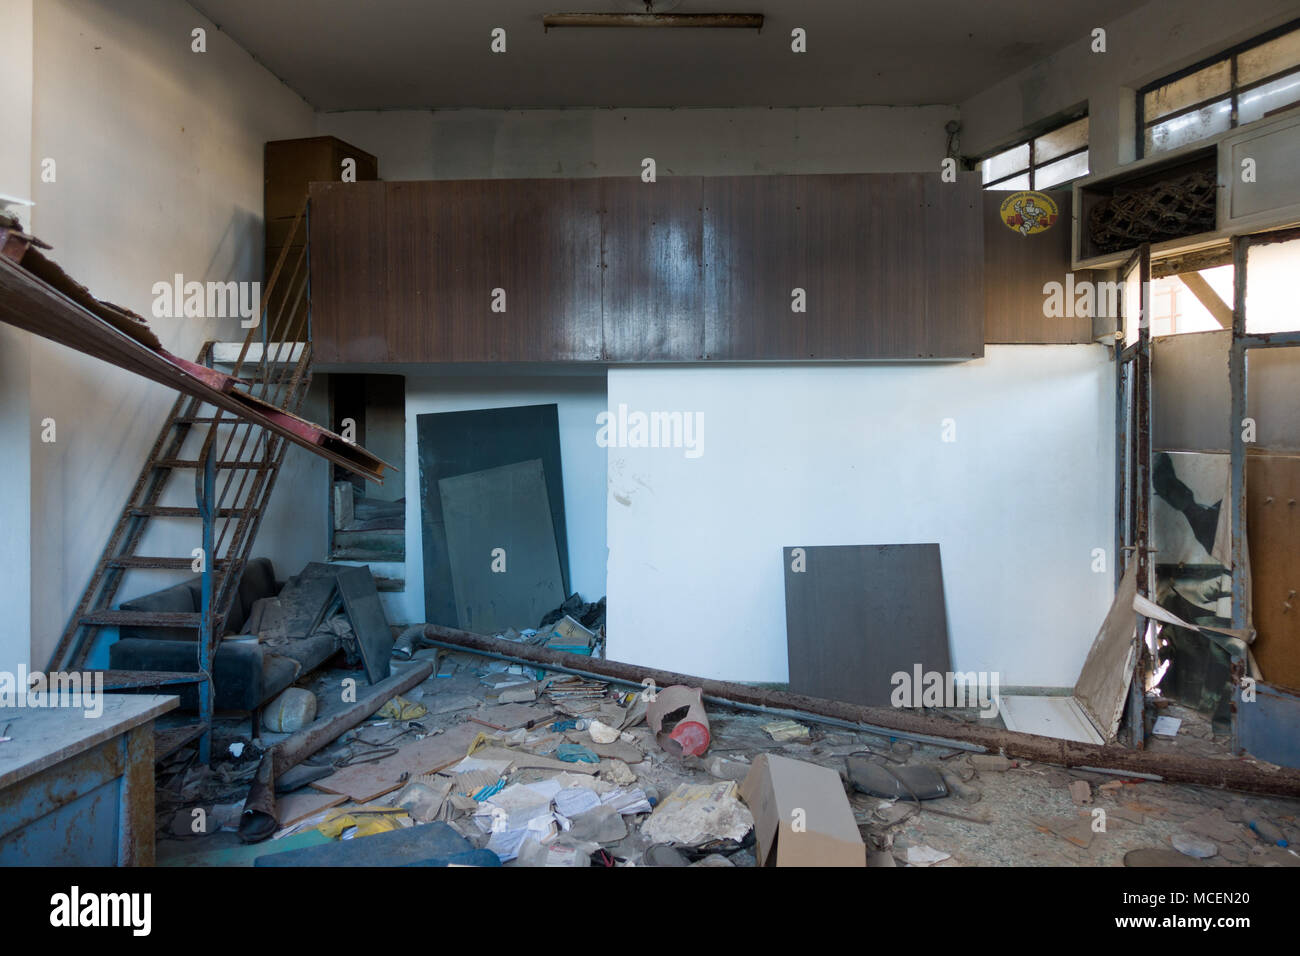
[0,2,34,679]
[960,0,1300,177]
[395,371,609,625]
[605,346,1116,687]
[317,106,956,180]
[24,0,316,667]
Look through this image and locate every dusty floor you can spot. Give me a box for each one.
[154,651,1300,867]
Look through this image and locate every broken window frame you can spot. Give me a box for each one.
[1114,244,1154,748]
[1148,247,1236,337]
[1137,18,1300,159]
[1226,226,1300,751]
[978,112,1090,191]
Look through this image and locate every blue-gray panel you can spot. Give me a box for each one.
[255,820,495,866]
[416,404,568,627]
[1238,682,1300,769]
[0,779,120,866]
[439,459,565,635]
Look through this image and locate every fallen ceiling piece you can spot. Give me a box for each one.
[0,218,392,482]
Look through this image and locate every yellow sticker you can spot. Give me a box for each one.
[999,190,1059,236]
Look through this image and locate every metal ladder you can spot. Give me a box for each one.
[47,204,313,763]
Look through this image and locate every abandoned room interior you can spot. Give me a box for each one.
[3,0,1300,885]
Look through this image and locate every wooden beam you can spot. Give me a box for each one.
[1179,269,1234,329]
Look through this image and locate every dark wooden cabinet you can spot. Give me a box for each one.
[310,173,990,363]
[982,188,1092,344]
[265,137,378,348]
[310,181,388,363]
[401,178,603,362]
[702,173,983,360]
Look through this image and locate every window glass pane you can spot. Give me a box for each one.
[1124,262,1143,347]
[1034,116,1089,164]
[1145,99,1231,153]
[1245,237,1300,333]
[1144,60,1231,121]
[1149,270,1233,337]
[980,142,1029,184]
[1239,68,1300,124]
[1238,27,1300,85]
[1035,151,1090,188]
[985,173,1030,192]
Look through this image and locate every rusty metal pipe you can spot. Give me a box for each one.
[238,661,433,842]
[422,624,1300,798]
[417,633,983,753]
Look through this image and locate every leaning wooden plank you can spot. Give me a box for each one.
[311,721,482,803]
[469,703,554,731]
[1073,562,1139,742]
[275,790,346,828]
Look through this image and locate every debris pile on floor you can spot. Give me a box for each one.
[151,607,1300,867]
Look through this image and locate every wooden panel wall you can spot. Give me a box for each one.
[983,188,1092,344]
[311,173,988,363]
[396,179,603,362]
[266,137,378,350]
[1248,454,1300,693]
[704,174,983,360]
[600,177,704,361]
[311,181,388,364]
[313,179,603,362]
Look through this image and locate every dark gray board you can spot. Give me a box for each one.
[277,562,344,638]
[335,564,393,684]
[439,459,565,636]
[416,404,568,627]
[783,544,952,708]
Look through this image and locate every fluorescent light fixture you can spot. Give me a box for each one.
[543,13,764,29]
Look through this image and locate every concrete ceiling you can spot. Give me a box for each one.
[192,0,1148,110]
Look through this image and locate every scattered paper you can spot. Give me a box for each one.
[906,844,951,866]
[640,782,753,846]
[1152,716,1182,737]
[762,719,809,742]
[555,786,602,818]
[601,787,652,815]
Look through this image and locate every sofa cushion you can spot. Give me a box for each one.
[239,557,279,607]
[224,586,246,636]
[119,580,201,642]
[109,637,265,711]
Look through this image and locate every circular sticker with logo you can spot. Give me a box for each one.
[999,190,1058,237]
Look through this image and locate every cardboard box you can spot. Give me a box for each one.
[738,753,866,867]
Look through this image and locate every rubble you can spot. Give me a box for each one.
[151,621,1300,870]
